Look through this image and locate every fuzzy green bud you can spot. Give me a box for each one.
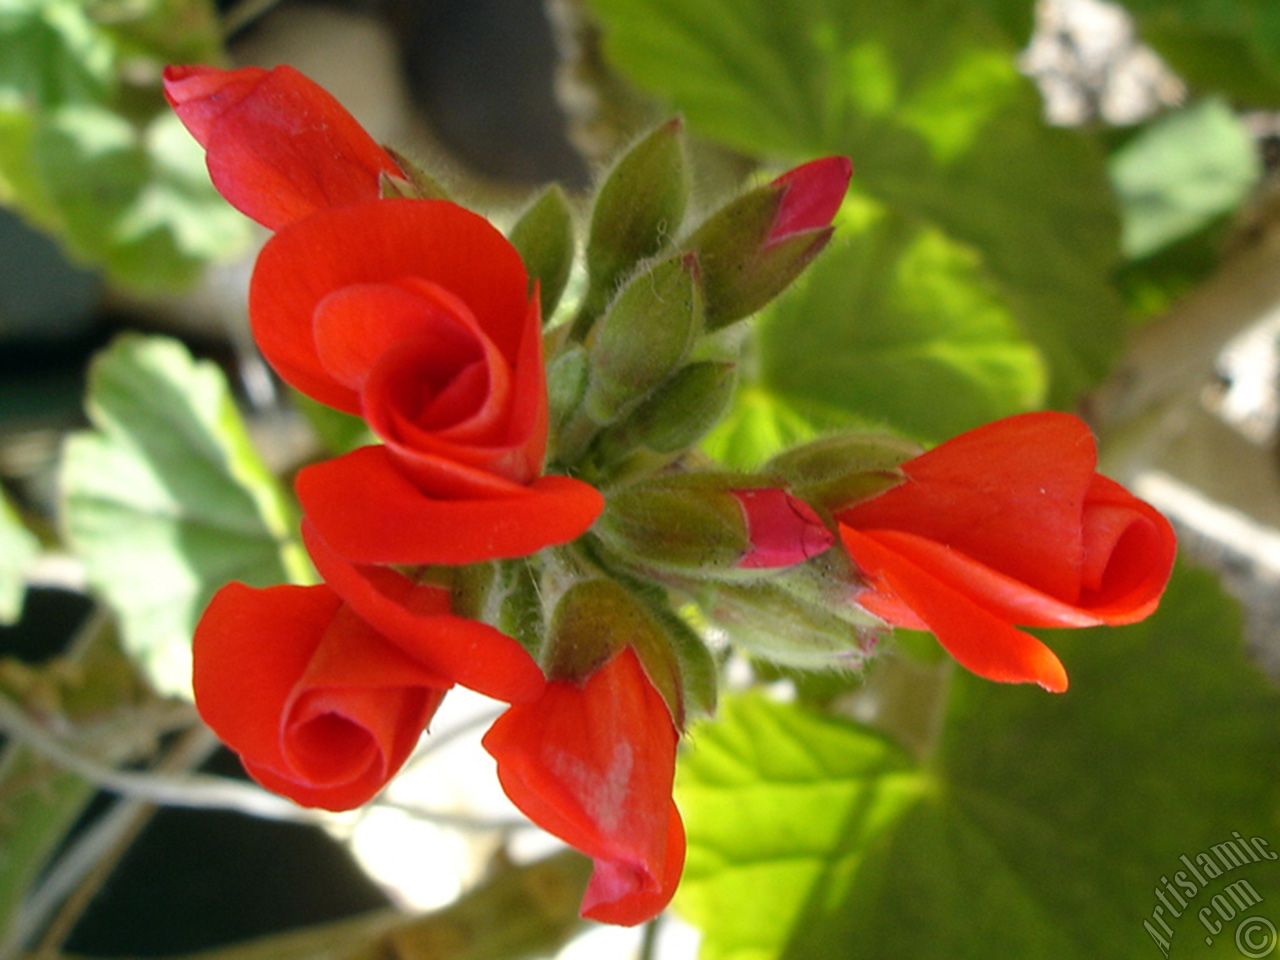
[509,184,575,323]
[581,117,688,321]
[583,252,703,422]
[596,360,738,462]
[766,432,921,513]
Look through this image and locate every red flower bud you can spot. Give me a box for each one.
[193,582,449,811]
[766,156,853,247]
[836,412,1177,692]
[249,198,602,564]
[482,647,684,926]
[163,64,402,230]
[731,487,834,569]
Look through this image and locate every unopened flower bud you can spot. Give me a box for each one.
[509,184,575,322]
[597,473,830,578]
[584,252,703,422]
[542,578,714,726]
[707,579,882,670]
[582,117,688,320]
[687,156,851,329]
[593,360,737,470]
[731,488,834,569]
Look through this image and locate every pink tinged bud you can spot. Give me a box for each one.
[766,157,852,246]
[731,488,834,570]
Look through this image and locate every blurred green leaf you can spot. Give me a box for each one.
[0,491,37,625]
[701,384,833,470]
[62,335,310,699]
[756,200,1048,444]
[677,565,1280,959]
[0,0,250,291]
[588,0,1126,417]
[1122,0,1280,103]
[1110,99,1260,259]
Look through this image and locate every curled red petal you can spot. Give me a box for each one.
[296,445,603,565]
[839,411,1097,602]
[301,520,545,703]
[193,583,449,810]
[482,647,682,925]
[840,526,1069,692]
[164,64,401,230]
[249,199,532,412]
[1077,475,1177,622]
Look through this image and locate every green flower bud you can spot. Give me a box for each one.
[509,184,575,323]
[596,360,738,463]
[583,252,703,422]
[546,342,590,436]
[542,577,713,727]
[686,157,851,329]
[706,579,883,670]
[581,117,688,322]
[596,472,833,579]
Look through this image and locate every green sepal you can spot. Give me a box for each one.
[584,251,704,422]
[581,117,688,322]
[704,577,882,670]
[452,560,545,660]
[766,432,921,513]
[380,146,451,200]
[509,184,576,323]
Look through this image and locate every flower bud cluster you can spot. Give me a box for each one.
[167,63,1177,928]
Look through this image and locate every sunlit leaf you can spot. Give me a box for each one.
[0,491,37,625]
[0,0,250,291]
[1110,99,1260,259]
[62,335,309,698]
[677,565,1280,959]
[588,0,1126,413]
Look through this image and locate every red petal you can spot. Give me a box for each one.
[296,445,603,565]
[302,521,546,703]
[840,526,1069,692]
[250,199,532,411]
[582,801,685,925]
[164,65,401,230]
[193,583,449,810]
[1077,475,1176,622]
[312,281,480,391]
[482,648,682,925]
[839,412,1097,604]
[767,157,852,245]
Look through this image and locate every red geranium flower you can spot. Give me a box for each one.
[163,64,402,230]
[193,582,450,810]
[836,412,1176,692]
[482,646,685,926]
[249,198,602,565]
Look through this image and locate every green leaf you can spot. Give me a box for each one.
[701,384,835,469]
[62,335,310,698]
[1123,1,1280,103]
[1110,99,1261,259]
[587,0,1126,408]
[0,491,37,625]
[677,565,1280,959]
[755,198,1047,442]
[0,0,249,291]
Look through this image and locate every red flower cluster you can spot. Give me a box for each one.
[837,412,1177,691]
[167,64,704,925]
